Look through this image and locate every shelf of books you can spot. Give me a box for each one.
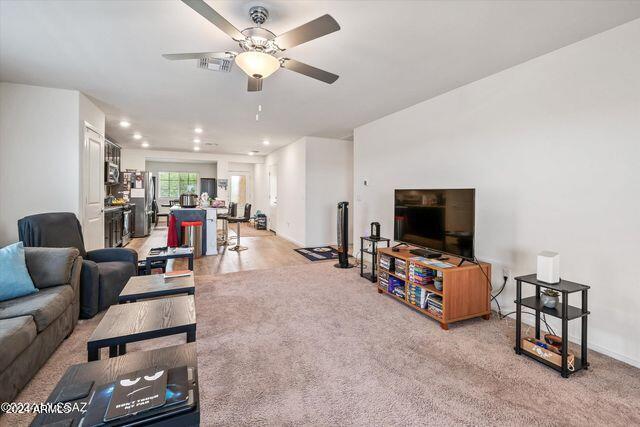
[377,247,492,330]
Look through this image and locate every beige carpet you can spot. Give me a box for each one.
[3,263,640,426]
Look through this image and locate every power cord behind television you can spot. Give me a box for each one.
[471,257,557,335]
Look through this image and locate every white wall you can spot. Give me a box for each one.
[305,137,354,247]
[254,137,354,247]
[254,162,268,215]
[259,137,307,245]
[353,20,640,367]
[0,82,95,246]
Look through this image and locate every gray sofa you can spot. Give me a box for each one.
[0,247,81,403]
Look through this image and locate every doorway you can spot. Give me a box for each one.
[268,164,277,232]
[229,175,247,206]
[82,125,104,250]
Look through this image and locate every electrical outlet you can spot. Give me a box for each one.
[502,267,511,280]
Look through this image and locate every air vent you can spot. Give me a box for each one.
[198,57,233,72]
[205,142,218,146]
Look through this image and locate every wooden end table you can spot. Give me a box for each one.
[119,273,195,303]
[87,295,196,362]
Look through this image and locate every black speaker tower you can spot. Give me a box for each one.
[335,201,354,269]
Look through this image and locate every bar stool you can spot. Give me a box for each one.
[217,202,236,245]
[228,203,251,252]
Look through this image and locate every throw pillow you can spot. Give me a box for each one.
[0,242,38,302]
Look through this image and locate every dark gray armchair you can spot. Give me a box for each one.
[18,212,138,318]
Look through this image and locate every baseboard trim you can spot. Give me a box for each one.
[276,232,305,248]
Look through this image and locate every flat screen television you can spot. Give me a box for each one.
[394,189,475,259]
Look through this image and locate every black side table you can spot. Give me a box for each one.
[145,247,194,274]
[360,236,390,282]
[514,274,590,378]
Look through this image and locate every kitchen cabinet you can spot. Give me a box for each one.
[104,208,124,248]
[104,139,121,170]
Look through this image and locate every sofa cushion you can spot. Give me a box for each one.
[24,247,80,289]
[0,286,73,332]
[0,242,38,302]
[96,261,136,311]
[0,315,37,372]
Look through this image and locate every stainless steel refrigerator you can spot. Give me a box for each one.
[127,171,154,237]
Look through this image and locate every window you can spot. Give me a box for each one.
[158,172,198,198]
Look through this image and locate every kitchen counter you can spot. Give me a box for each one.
[169,208,208,255]
[169,207,223,256]
[104,205,124,213]
[104,204,131,212]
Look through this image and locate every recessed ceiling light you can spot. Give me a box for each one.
[194,146,201,151]
[248,151,254,156]
[119,120,131,128]
[141,141,149,148]
[193,138,201,144]
[262,139,270,146]
[194,127,203,134]
[133,132,142,140]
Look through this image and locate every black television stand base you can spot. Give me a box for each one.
[391,242,409,252]
[409,248,442,259]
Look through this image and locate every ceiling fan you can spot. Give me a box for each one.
[163,0,341,92]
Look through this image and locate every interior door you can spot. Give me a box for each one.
[229,175,247,206]
[268,164,277,232]
[83,126,104,250]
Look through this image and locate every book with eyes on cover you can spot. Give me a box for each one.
[104,367,168,422]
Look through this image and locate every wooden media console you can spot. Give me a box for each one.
[377,247,491,330]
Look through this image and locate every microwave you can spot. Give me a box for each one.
[105,162,119,184]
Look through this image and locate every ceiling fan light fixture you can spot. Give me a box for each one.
[235,51,280,79]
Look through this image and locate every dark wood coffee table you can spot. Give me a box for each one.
[31,343,199,426]
[119,273,195,303]
[87,295,196,362]
[145,247,194,274]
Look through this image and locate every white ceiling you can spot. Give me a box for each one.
[2,1,639,155]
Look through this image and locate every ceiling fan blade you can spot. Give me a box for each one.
[274,14,340,50]
[281,58,339,84]
[181,0,245,41]
[247,77,263,92]
[162,51,232,60]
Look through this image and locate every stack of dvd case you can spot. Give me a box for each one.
[407,283,428,308]
[408,262,434,285]
[426,293,443,318]
[380,254,394,271]
[387,276,405,299]
[395,258,407,279]
[379,270,389,291]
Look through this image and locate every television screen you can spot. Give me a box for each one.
[394,189,475,259]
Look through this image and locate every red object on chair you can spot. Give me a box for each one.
[181,221,203,227]
[167,214,179,247]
